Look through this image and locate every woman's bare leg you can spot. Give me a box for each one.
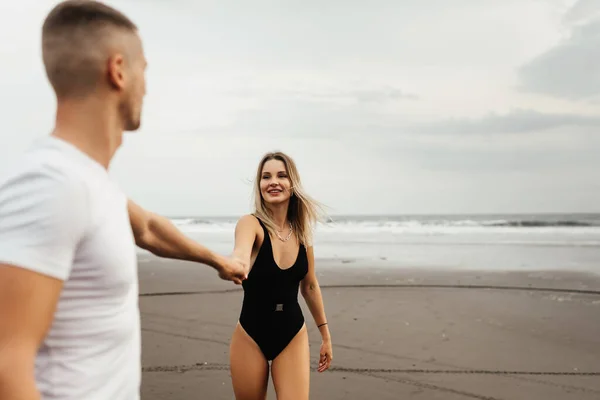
[230,322,269,400]
[271,324,310,400]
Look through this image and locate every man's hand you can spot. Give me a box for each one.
[216,256,248,285]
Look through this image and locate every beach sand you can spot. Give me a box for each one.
[139,255,600,399]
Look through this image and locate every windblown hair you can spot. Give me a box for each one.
[253,151,327,246]
[42,0,138,98]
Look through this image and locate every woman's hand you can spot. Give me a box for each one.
[318,338,333,372]
[216,255,247,285]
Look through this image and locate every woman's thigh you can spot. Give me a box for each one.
[270,324,310,400]
[230,322,270,400]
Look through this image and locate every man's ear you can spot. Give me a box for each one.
[107,53,126,90]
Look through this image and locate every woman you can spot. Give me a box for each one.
[229,151,333,400]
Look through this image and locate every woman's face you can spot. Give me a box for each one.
[260,159,292,205]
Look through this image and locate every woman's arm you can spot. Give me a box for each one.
[300,246,332,372]
[231,215,259,276]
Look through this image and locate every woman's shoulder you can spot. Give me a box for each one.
[238,213,259,223]
[236,214,262,230]
[236,214,265,245]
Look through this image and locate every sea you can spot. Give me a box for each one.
[155,213,600,274]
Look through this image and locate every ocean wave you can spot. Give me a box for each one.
[482,220,595,227]
[167,215,600,234]
[323,220,599,228]
[171,218,212,226]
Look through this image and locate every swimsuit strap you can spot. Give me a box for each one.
[253,215,272,248]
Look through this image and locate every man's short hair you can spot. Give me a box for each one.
[42,1,138,98]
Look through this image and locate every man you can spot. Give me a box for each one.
[0,1,247,399]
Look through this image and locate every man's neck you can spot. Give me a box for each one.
[52,95,124,170]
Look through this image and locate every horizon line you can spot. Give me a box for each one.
[165,211,600,219]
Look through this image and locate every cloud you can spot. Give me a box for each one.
[411,109,600,135]
[227,79,420,104]
[152,103,600,142]
[562,0,600,26]
[283,87,420,104]
[517,15,600,101]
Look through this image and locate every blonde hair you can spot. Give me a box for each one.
[253,151,326,246]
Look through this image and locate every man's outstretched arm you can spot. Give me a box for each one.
[127,200,247,283]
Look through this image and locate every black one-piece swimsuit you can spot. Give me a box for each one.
[238,216,309,361]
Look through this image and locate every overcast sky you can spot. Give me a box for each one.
[1,0,599,216]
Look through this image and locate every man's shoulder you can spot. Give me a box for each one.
[0,142,94,281]
[1,153,78,186]
[0,144,90,203]
[4,136,101,183]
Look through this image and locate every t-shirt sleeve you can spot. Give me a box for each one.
[0,168,90,281]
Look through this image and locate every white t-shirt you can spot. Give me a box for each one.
[0,136,140,400]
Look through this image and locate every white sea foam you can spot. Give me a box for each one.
[150,214,600,273]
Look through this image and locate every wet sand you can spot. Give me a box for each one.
[139,255,600,399]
